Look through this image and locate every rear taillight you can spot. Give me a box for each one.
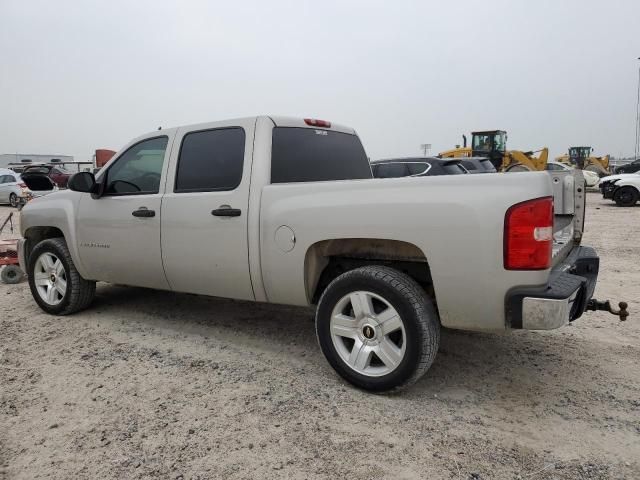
[18,182,28,190]
[304,118,331,128]
[504,196,553,270]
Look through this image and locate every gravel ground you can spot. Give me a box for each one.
[1,193,638,479]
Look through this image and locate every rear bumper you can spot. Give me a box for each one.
[505,246,599,330]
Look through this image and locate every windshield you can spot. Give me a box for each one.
[472,132,506,152]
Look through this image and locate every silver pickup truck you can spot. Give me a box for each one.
[18,116,606,391]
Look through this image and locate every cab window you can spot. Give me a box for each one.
[104,137,168,195]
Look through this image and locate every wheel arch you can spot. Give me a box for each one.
[304,238,435,305]
[23,226,65,266]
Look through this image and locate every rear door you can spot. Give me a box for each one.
[160,118,255,300]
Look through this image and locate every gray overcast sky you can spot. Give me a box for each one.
[1,0,639,161]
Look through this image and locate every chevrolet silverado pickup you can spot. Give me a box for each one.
[18,116,604,391]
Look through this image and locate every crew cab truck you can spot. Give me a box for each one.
[18,116,607,391]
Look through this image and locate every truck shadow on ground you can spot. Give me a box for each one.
[90,284,588,403]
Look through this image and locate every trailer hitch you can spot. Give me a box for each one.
[586,299,629,321]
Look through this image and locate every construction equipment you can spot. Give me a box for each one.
[439,130,548,172]
[555,146,610,176]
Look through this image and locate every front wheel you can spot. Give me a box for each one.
[316,266,440,392]
[9,193,18,208]
[27,238,96,315]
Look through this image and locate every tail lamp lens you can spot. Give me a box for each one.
[504,196,554,270]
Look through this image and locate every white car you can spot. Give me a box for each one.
[598,172,640,207]
[18,116,607,391]
[0,168,58,207]
[545,161,600,187]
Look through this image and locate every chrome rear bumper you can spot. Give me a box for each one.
[506,246,599,330]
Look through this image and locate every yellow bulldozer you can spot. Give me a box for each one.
[555,146,610,176]
[439,130,548,172]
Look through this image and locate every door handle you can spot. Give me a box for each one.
[211,206,241,217]
[132,208,155,218]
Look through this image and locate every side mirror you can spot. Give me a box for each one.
[68,172,96,193]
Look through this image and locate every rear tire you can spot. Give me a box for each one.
[27,238,95,315]
[614,186,639,207]
[1,265,24,284]
[316,266,440,392]
[9,193,18,208]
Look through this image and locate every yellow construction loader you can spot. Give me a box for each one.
[555,146,610,176]
[439,130,548,172]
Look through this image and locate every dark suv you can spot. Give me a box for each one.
[615,159,640,174]
[371,158,468,178]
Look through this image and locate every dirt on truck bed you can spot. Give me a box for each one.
[1,193,639,480]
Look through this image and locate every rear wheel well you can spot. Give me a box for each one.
[23,227,65,266]
[306,239,435,305]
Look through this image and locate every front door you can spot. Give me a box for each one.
[161,119,255,300]
[76,134,173,289]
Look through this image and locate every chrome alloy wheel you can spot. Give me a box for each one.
[329,291,406,377]
[33,252,67,305]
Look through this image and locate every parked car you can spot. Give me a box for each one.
[458,157,497,174]
[545,161,599,187]
[0,168,58,207]
[598,172,640,207]
[371,157,467,178]
[21,164,73,188]
[19,116,603,392]
[615,159,640,174]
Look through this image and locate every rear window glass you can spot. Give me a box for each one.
[271,127,371,183]
[24,166,50,174]
[175,128,245,192]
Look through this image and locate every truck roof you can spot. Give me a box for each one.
[141,116,357,139]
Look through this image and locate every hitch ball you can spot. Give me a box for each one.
[587,299,629,321]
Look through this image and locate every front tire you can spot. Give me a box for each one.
[613,186,639,207]
[316,266,440,392]
[9,193,18,208]
[27,238,95,315]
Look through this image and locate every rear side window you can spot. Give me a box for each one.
[461,160,477,171]
[373,163,410,178]
[480,159,497,172]
[407,163,429,175]
[175,128,245,192]
[271,127,371,183]
[442,162,467,174]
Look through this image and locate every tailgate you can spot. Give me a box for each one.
[548,170,586,266]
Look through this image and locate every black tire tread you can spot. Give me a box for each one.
[316,265,440,392]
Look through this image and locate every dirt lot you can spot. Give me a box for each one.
[1,193,638,480]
